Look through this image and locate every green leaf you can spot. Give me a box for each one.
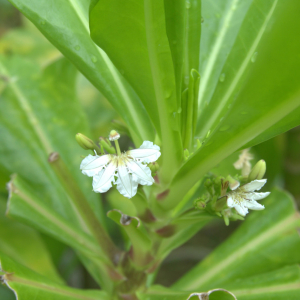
[8,0,154,145]
[173,189,300,290]
[90,0,183,180]
[197,0,253,113]
[159,0,300,210]
[0,254,109,300]
[0,56,103,224]
[0,196,63,284]
[139,265,300,299]
[6,175,114,290]
[89,0,160,133]
[0,56,114,289]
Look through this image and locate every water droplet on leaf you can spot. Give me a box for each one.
[251,52,258,63]
[177,107,182,113]
[40,20,46,25]
[219,125,230,131]
[219,73,226,82]
[186,0,191,9]
[91,56,97,63]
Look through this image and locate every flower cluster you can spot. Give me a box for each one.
[80,131,161,198]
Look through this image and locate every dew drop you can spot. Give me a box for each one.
[91,56,97,63]
[40,20,46,25]
[219,125,230,132]
[219,73,226,82]
[75,45,80,51]
[186,0,191,9]
[177,107,182,113]
[251,52,258,63]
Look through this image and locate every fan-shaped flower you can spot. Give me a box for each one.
[226,179,270,216]
[80,133,161,199]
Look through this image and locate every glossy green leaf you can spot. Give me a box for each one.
[159,0,300,210]
[197,0,253,113]
[0,56,114,289]
[0,55,103,224]
[0,196,62,284]
[139,265,300,299]
[89,0,159,132]
[8,0,154,145]
[0,254,109,300]
[173,189,300,290]
[90,0,183,180]
[6,175,114,290]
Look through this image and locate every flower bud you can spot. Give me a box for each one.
[109,130,120,141]
[248,159,266,181]
[148,161,159,172]
[76,133,97,151]
[194,199,206,210]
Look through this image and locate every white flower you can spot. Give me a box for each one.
[233,148,253,176]
[80,141,161,199]
[226,179,270,216]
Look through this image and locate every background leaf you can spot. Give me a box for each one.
[0,254,109,300]
[8,0,154,145]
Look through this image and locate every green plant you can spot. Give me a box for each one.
[1,0,300,299]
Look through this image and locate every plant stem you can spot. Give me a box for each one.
[48,152,122,266]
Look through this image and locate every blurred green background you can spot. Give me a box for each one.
[0,0,299,297]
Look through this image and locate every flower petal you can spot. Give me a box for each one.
[243,199,265,210]
[227,196,235,208]
[127,160,154,186]
[127,141,161,163]
[247,192,270,201]
[80,154,111,177]
[234,204,248,216]
[92,162,116,193]
[241,179,267,192]
[116,160,138,198]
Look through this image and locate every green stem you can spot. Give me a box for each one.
[48,152,122,266]
[114,139,122,156]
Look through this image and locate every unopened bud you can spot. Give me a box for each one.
[148,161,159,173]
[194,200,206,210]
[100,137,116,154]
[109,130,120,141]
[248,159,266,181]
[76,133,98,151]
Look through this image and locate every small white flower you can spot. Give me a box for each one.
[226,179,270,216]
[233,148,253,176]
[80,141,161,199]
